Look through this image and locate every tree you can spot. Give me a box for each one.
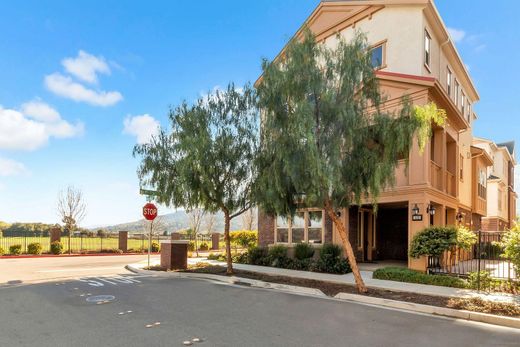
[204,213,217,236]
[187,208,206,256]
[144,215,166,238]
[134,84,258,274]
[255,30,445,293]
[241,208,256,231]
[57,186,86,254]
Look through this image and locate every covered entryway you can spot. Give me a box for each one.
[374,202,409,261]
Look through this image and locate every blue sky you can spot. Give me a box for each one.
[0,1,518,227]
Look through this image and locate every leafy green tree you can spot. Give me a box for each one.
[500,221,520,272]
[255,29,445,293]
[134,84,258,274]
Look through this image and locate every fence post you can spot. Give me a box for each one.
[141,234,145,251]
[100,235,103,252]
[477,229,482,292]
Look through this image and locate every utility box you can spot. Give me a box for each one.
[160,240,189,270]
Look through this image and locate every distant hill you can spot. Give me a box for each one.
[91,210,256,234]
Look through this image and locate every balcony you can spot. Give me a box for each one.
[430,160,457,197]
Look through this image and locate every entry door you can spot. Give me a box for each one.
[358,209,374,262]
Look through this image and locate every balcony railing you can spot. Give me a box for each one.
[430,161,442,191]
[446,171,456,197]
[430,161,457,197]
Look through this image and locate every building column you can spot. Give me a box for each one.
[408,200,429,272]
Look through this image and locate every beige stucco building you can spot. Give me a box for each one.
[473,138,517,231]
[257,0,517,272]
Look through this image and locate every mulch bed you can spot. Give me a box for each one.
[181,265,520,318]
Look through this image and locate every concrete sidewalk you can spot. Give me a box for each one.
[183,257,520,304]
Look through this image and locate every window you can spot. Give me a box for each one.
[498,188,503,211]
[461,92,465,115]
[274,210,324,244]
[460,154,464,180]
[447,68,452,96]
[466,102,471,123]
[454,80,459,105]
[424,30,431,67]
[370,44,384,69]
[276,216,289,243]
[478,169,487,199]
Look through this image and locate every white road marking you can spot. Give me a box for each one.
[77,274,152,287]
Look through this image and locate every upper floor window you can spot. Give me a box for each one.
[459,154,464,180]
[478,169,487,199]
[370,44,384,69]
[461,92,465,115]
[466,102,471,123]
[424,30,432,68]
[447,68,452,96]
[454,80,459,105]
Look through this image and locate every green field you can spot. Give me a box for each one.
[0,236,160,254]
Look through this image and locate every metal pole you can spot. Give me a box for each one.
[148,220,153,269]
[477,229,481,292]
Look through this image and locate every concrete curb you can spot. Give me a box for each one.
[126,263,326,297]
[127,263,520,330]
[334,292,520,330]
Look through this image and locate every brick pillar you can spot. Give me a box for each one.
[118,231,128,253]
[211,233,220,250]
[258,209,275,246]
[50,227,61,243]
[160,240,189,270]
[171,232,181,241]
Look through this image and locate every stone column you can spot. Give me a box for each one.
[50,227,61,243]
[118,231,128,253]
[171,232,181,241]
[211,233,220,250]
[408,200,429,272]
[160,240,189,270]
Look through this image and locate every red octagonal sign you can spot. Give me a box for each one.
[142,203,158,221]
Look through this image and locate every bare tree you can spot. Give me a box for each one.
[187,208,206,257]
[143,215,166,237]
[57,186,86,254]
[241,208,256,231]
[204,213,217,235]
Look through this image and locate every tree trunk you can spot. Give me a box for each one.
[223,210,234,275]
[324,204,368,293]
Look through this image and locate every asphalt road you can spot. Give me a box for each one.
[0,255,159,285]
[0,264,519,347]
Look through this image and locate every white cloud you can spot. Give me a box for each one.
[62,50,110,84]
[0,157,27,177]
[45,73,123,107]
[123,114,160,144]
[21,99,60,122]
[448,27,466,43]
[0,102,83,151]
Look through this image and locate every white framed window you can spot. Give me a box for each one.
[274,209,325,245]
[466,101,471,123]
[447,68,452,96]
[370,43,385,69]
[424,30,432,68]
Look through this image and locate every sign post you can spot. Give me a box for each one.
[143,202,158,269]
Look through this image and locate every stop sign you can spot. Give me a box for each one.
[142,203,158,221]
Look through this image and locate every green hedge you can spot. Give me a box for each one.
[373,267,467,288]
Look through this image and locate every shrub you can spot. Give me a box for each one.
[248,246,269,265]
[50,241,64,255]
[188,241,195,252]
[151,242,160,252]
[198,242,209,251]
[311,244,351,274]
[9,244,22,255]
[500,225,520,272]
[294,243,315,260]
[456,226,477,251]
[0,246,5,256]
[373,267,467,288]
[267,245,290,268]
[27,242,43,255]
[230,230,258,249]
[207,252,224,261]
[467,271,492,291]
[287,258,312,271]
[409,226,457,258]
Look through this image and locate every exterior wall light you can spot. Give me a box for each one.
[412,204,420,215]
[426,204,436,216]
[456,212,464,223]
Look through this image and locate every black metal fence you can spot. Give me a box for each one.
[428,231,516,281]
